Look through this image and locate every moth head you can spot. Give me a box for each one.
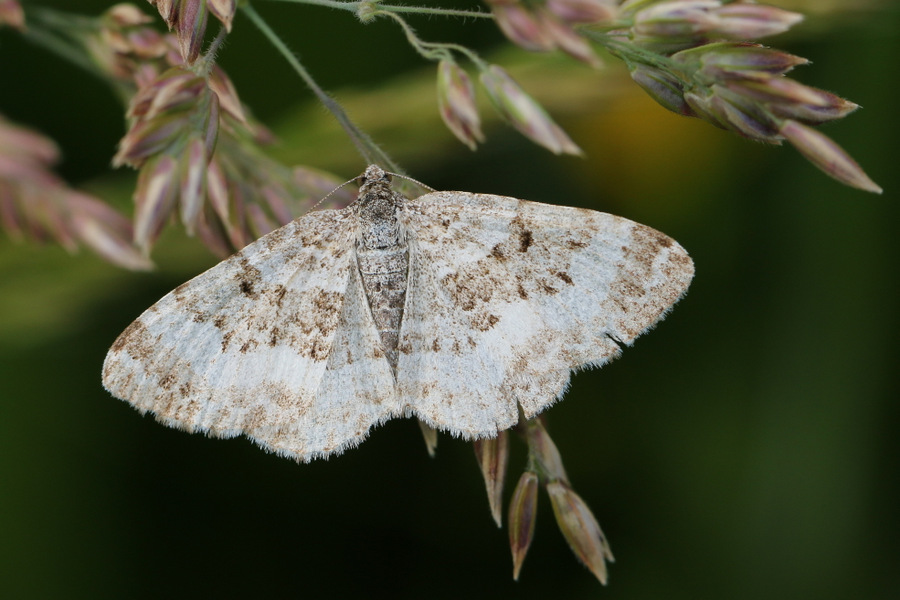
[360,165,434,199]
[313,165,394,211]
[359,165,391,190]
[356,165,396,207]
[331,166,433,209]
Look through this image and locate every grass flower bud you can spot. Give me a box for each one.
[487,0,601,66]
[107,3,153,27]
[547,481,614,584]
[710,3,803,39]
[133,155,178,251]
[148,0,236,64]
[67,192,153,270]
[629,64,694,116]
[208,65,248,125]
[537,7,602,67]
[708,84,780,139]
[546,0,617,24]
[780,120,882,193]
[726,77,858,124]
[480,65,582,155]
[0,0,24,31]
[523,417,569,482]
[674,42,808,82]
[174,0,208,64]
[208,0,236,31]
[487,0,555,51]
[508,470,539,580]
[178,136,208,232]
[436,61,484,150]
[633,0,719,38]
[473,431,510,527]
[0,114,151,269]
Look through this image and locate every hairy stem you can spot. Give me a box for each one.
[202,25,231,72]
[262,0,493,19]
[376,10,445,61]
[376,9,488,69]
[242,3,401,172]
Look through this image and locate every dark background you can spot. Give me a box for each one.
[1,1,898,598]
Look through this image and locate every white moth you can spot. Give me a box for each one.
[103,165,694,461]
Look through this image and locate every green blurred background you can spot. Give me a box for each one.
[1,1,898,598]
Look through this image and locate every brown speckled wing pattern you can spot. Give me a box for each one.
[103,169,693,462]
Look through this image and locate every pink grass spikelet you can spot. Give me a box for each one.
[208,0,236,31]
[547,481,615,585]
[611,3,880,191]
[175,0,208,64]
[711,3,804,39]
[0,0,24,31]
[486,0,601,65]
[0,114,150,269]
[147,0,237,64]
[473,431,510,527]
[674,42,808,81]
[537,6,602,66]
[546,0,617,24]
[134,155,179,252]
[508,470,539,581]
[629,64,694,116]
[480,65,582,155]
[437,60,484,150]
[780,120,882,194]
[67,192,153,271]
[179,136,208,233]
[487,0,556,51]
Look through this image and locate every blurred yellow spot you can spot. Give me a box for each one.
[565,86,743,220]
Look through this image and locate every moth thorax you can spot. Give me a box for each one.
[358,190,404,250]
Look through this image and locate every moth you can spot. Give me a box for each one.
[103,165,694,461]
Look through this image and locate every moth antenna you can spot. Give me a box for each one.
[308,175,361,212]
[384,170,436,193]
[308,167,435,212]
